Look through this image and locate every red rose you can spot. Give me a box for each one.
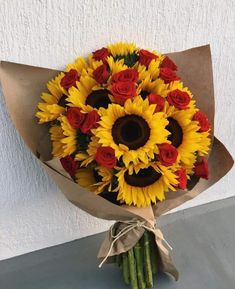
[95,146,117,168]
[159,68,180,84]
[93,64,109,84]
[159,143,178,166]
[148,93,165,112]
[60,155,78,176]
[193,111,211,132]
[67,107,85,129]
[194,158,209,180]
[111,69,139,83]
[167,89,190,110]
[176,168,187,190]
[161,56,177,71]
[81,110,100,134]
[111,82,136,105]
[60,69,79,90]
[92,47,109,61]
[139,49,158,67]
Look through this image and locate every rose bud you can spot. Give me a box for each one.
[111,68,139,83]
[92,47,109,61]
[139,49,158,67]
[148,93,165,112]
[93,64,109,84]
[95,146,117,168]
[80,110,100,134]
[194,158,209,180]
[193,111,211,132]
[159,143,178,166]
[60,155,78,176]
[111,81,136,105]
[159,67,180,84]
[161,56,178,71]
[167,89,190,110]
[60,69,79,90]
[67,107,85,129]
[176,168,187,190]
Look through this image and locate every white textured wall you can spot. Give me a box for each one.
[0,0,234,260]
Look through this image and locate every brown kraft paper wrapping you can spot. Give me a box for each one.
[0,45,233,280]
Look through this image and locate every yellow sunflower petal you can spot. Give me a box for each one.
[96,96,169,167]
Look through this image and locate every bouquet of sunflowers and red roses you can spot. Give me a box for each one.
[1,43,233,289]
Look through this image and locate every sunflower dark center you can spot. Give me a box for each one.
[166,117,183,147]
[85,89,111,109]
[112,115,150,150]
[100,190,120,205]
[58,94,68,107]
[140,90,149,99]
[93,169,102,183]
[124,167,161,187]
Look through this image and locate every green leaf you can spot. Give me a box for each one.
[114,53,139,67]
[124,53,139,67]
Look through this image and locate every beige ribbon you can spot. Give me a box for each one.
[98,219,172,268]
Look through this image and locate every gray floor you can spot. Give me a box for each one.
[1,197,235,289]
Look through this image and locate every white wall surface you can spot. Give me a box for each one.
[0,0,234,260]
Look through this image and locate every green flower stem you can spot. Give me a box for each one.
[134,241,146,289]
[149,232,158,275]
[128,248,139,289]
[143,231,153,288]
[116,254,122,268]
[122,252,130,285]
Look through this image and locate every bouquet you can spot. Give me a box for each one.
[0,43,233,289]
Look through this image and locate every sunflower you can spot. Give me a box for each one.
[87,55,128,80]
[86,55,104,78]
[75,136,100,167]
[198,131,211,156]
[107,42,141,68]
[66,75,112,112]
[92,167,114,193]
[106,56,128,75]
[59,115,77,157]
[65,57,88,74]
[108,42,137,57]
[75,166,113,194]
[116,162,179,207]
[49,125,64,157]
[75,167,97,192]
[163,103,201,167]
[96,96,169,167]
[36,73,66,123]
[137,54,164,81]
[137,77,169,98]
[180,153,197,175]
[86,54,128,87]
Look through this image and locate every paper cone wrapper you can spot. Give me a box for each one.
[0,45,233,280]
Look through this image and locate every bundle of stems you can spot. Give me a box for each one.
[115,230,158,289]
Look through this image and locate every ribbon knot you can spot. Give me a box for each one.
[99,219,172,268]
